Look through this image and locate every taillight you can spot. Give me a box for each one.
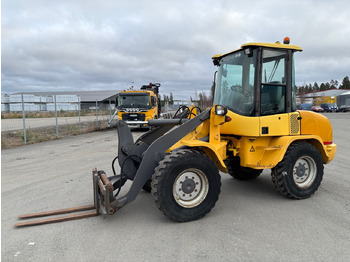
[323,141,333,145]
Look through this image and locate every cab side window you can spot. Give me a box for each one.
[260,49,287,116]
[151,96,156,107]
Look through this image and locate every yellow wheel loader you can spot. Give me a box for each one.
[16,38,337,226]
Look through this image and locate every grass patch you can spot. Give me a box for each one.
[1,110,112,119]
[1,121,109,150]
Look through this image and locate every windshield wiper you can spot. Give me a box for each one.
[268,59,280,82]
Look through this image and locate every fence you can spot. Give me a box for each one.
[1,95,114,148]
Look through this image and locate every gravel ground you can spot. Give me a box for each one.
[1,113,349,262]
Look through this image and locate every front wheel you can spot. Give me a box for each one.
[151,149,221,222]
[271,142,324,199]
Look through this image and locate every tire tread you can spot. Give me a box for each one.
[151,149,221,222]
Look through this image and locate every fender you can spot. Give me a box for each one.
[239,135,337,169]
[176,139,228,173]
[167,107,229,173]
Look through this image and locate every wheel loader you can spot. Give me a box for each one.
[16,38,337,227]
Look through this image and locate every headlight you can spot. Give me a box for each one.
[214,105,227,116]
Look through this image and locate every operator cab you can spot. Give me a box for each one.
[213,38,302,117]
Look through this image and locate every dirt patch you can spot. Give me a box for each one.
[1,121,109,150]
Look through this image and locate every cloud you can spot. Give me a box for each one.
[2,0,350,99]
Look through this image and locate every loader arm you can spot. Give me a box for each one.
[115,106,199,180]
[113,108,211,209]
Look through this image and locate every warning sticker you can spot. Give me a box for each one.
[250,146,255,152]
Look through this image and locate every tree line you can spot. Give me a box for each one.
[161,89,214,110]
[161,76,350,110]
[198,76,350,109]
[161,93,174,107]
[296,76,350,95]
[189,83,215,109]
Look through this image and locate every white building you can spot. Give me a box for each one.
[1,91,120,112]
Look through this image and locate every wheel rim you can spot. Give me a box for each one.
[292,156,317,188]
[173,169,209,208]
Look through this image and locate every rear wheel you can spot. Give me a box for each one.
[151,149,221,222]
[271,142,324,199]
[225,156,262,180]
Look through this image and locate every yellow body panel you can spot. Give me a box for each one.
[168,108,228,172]
[259,114,290,136]
[171,109,336,171]
[259,112,301,136]
[236,134,335,169]
[177,139,228,172]
[220,111,260,136]
[233,110,336,168]
[145,106,158,121]
[299,111,333,143]
[298,110,336,163]
[323,144,337,164]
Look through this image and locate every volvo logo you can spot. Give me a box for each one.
[125,108,140,113]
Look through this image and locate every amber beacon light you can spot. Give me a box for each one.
[283,37,290,44]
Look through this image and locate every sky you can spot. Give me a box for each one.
[2,0,350,100]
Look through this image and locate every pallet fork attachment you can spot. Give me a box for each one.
[15,169,114,227]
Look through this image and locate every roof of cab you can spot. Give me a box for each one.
[120,90,153,95]
[212,41,302,60]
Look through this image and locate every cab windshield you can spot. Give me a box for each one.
[213,49,256,116]
[118,93,151,109]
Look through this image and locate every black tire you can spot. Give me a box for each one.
[151,149,221,222]
[271,142,324,199]
[225,156,262,180]
[142,179,152,192]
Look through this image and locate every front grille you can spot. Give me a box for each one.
[290,113,300,134]
[121,113,146,121]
